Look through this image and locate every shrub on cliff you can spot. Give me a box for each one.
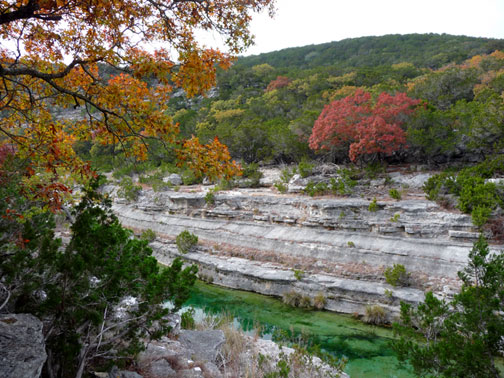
[176,230,199,254]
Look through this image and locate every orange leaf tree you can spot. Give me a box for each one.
[309,89,421,163]
[177,136,242,182]
[0,0,275,207]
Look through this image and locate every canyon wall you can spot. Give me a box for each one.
[107,170,502,321]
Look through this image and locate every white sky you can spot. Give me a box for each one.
[198,0,504,56]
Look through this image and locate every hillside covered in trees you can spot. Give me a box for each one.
[130,33,502,167]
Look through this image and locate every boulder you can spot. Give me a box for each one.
[163,174,182,186]
[0,313,47,378]
[178,330,225,363]
[108,366,144,378]
[149,359,176,378]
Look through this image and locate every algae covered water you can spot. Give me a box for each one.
[185,281,414,378]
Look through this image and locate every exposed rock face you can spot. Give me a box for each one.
[137,330,225,378]
[0,313,47,378]
[178,330,225,362]
[106,171,504,319]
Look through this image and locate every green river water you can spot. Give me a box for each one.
[185,281,415,378]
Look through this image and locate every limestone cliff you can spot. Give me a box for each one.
[107,167,503,321]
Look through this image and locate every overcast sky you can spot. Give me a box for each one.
[199,0,504,56]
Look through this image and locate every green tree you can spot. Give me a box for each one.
[0,174,198,378]
[393,235,504,378]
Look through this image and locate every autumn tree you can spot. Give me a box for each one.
[0,0,275,209]
[266,75,292,92]
[309,89,420,162]
[177,135,242,182]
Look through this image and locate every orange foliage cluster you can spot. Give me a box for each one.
[309,89,421,162]
[0,0,275,209]
[177,136,242,182]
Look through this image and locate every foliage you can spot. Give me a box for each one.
[313,293,327,310]
[241,162,263,187]
[181,308,196,330]
[176,230,199,254]
[330,168,358,195]
[393,236,504,378]
[309,90,420,162]
[298,158,315,178]
[384,264,410,287]
[204,191,216,205]
[282,291,303,308]
[304,181,329,197]
[368,197,378,212]
[364,305,387,325]
[0,0,274,209]
[176,136,242,183]
[117,177,142,202]
[0,178,198,378]
[140,229,157,242]
[235,34,504,71]
[274,181,288,194]
[293,269,304,281]
[347,241,355,248]
[274,166,296,193]
[266,76,292,92]
[390,213,401,222]
[389,188,402,200]
[423,157,504,227]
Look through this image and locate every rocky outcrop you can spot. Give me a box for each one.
[0,313,47,378]
[137,330,225,378]
[107,170,503,319]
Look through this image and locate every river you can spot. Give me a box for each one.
[184,281,415,378]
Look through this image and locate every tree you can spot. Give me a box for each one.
[393,235,504,378]
[176,135,242,182]
[266,75,292,92]
[308,89,420,162]
[0,0,275,209]
[0,172,198,378]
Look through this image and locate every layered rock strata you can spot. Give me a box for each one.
[108,182,502,320]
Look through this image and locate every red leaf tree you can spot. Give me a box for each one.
[266,76,292,92]
[309,89,420,162]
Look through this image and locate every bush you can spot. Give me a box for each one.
[293,269,304,280]
[384,264,410,287]
[299,295,313,309]
[282,290,303,307]
[181,169,201,186]
[140,228,156,242]
[313,293,327,310]
[472,206,492,228]
[389,188,402,200]
[117,176,142,202]
[298,157,314,178]
[242,163,263,187]
[304,181,329,196]
[176,230,198,254]
[181,308,196,329]
[390,213,401,222]
[423,159,504,227]
[274,181,288,193]
[365,305,387,325]
[204,191,215,205]
[330,168,357,195]
[274,166,296,194]
[368,197,378,212]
